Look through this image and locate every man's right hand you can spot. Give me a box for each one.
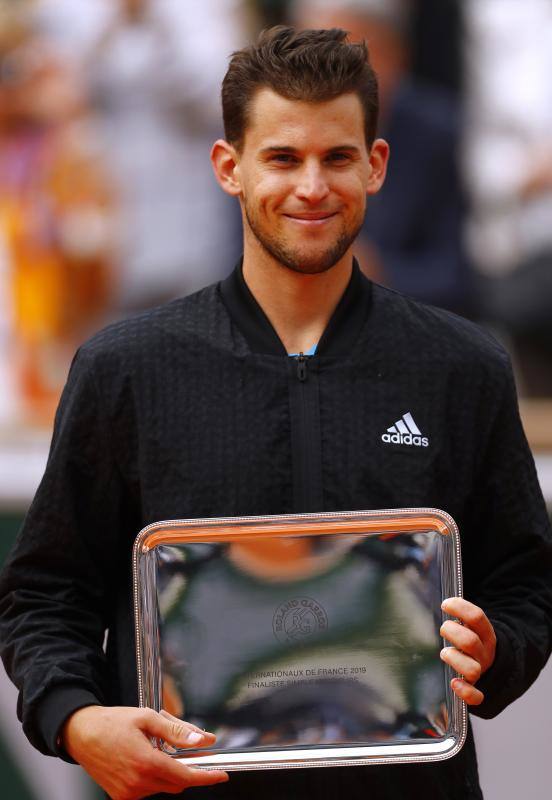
[61,705,229,799]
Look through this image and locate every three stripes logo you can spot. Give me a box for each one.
[381,412,429,448]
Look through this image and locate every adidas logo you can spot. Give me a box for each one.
[382,412,429,447]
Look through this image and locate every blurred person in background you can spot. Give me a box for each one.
[294,0,471,315]
[463,0,552,396]
[255,0,292,27]
[408,0,462,96]
[36,0,247,311]
[0,0,115,422]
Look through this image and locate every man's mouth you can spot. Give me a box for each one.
[283,211,338,224]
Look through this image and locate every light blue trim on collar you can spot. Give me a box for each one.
[288,342,318,357]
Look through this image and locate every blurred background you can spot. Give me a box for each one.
[0,0,550,797]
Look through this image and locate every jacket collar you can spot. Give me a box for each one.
[219,257,372,356]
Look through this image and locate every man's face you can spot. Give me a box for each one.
[233,88,377,275]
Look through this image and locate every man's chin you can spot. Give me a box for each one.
[280,258,340,275]
[276,246,352,274]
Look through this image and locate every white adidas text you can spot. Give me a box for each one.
[381,432,429,447]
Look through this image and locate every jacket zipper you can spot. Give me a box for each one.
[296,353,308,382]
[296,353,311,511]
[290,352,323,513]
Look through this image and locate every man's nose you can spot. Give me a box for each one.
[295,162,330,204]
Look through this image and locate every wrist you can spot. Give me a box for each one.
[34,686,103,762]
[59,704,102,761]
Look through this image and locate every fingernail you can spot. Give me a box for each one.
[187,730,203,745]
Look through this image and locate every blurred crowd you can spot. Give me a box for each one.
[0,0,551,426]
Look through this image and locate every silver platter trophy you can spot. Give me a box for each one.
[133,508,466,770]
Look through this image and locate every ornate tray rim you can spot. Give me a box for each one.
[132,507,467,770]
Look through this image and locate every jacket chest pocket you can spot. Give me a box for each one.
[371,443,450,509]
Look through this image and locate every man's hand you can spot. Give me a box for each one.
[61,705,229,799]
[439,597,497,706]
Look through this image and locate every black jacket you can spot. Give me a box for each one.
[1,262,551,799]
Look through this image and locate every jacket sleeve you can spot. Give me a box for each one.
[460,355,552,719]
[0,347,129,758]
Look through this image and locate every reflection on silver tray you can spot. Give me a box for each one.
[133,509,466,770]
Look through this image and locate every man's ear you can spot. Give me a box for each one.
[211,139,242,197]
[366,138,390,196]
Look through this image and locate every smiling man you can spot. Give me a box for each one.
[211,83,388,355]
[1,26,551,800]
[220,89,380,274]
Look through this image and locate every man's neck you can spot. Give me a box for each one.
[242,246,354,355]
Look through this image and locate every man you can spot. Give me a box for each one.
[1,26,551,800]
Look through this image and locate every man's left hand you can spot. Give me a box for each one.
[439,597,497,706]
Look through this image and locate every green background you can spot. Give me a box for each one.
[0,514,102,800]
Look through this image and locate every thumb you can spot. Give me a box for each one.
[140,709,216,749]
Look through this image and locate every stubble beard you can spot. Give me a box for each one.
[243,202,363,275]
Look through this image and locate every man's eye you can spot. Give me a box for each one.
[327,152,350,163]
[271,154,297,164]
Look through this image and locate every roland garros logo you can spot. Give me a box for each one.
[273,597,328,644]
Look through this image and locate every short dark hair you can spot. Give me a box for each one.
[222,26,379,150]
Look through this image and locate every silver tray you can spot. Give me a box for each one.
[133,508,466,770]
